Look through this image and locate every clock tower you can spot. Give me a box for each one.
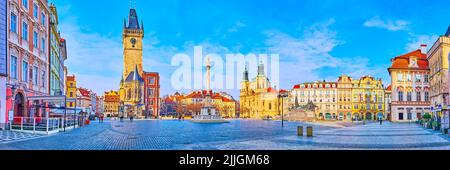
[122,7,144,79]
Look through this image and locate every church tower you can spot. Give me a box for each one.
[123,6,144,79]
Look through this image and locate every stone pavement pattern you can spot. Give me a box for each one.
[0,131,43,143]
[0,120,449,150]
[190,122,450,150]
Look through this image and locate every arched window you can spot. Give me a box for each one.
[127,89,131,100]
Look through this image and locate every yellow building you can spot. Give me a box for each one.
[337,75,353,121]
[240,63,289,119]
[351,76,385,121]
[428,26,450,130]
[66,75,77,108]
[292,81,338,120]
[119,7,145,118]
[104,91,120,117]
[291,75,385,121]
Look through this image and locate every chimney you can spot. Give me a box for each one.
[420,44,427,54]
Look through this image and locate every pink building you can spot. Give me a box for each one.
[4,0,51,127]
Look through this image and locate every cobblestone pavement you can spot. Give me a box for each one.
[0,120,448,150]
[189,122,450,150]
[0,119,333,150]
[0,131,44,144]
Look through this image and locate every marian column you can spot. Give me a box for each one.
[205,57,211,106]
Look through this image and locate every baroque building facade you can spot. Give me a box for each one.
[48,3,65,95]
[388,48,431,122]
[6,0,50,120]
[292,81,338,120]
[291,75,385,121]
[103,90,119,117]
[240,63,289,119]
[351,76,385,121]
[65,74,76,107]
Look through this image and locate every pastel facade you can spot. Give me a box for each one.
[388,49,431,122]
[48,3,65,95]
[6,0,50,120]
[351,76,385,121]
[292,81,338,120]
[291,75,385,121]
[337,75,353,121]
[65,75,76,107]
[180,90,237,118]
[240,63,289,119]
[103,90,119,117]
[76,87,91,112]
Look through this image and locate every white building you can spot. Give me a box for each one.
[388,47,431,122]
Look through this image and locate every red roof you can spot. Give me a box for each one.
[78,88,90,97]
[389,49,429,70]
[66,75,75,81]
[183,90,236,103]
[386,85,392,91]
[292,82,337,89]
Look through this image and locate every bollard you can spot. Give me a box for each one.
[307,126,313,137]
[297,126,303,136]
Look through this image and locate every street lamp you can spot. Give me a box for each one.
[278,91,289,128]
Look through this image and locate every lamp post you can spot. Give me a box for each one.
[7,85,17,129]
[278,91,289,128]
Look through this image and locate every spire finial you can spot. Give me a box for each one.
[130,0,136,9]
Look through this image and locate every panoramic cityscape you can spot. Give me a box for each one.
[0,0,450,150]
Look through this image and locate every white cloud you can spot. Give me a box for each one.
[405,34,439,52]
[228,21,246,33]
[364,16,410,31]
[265,19,389,88]
[59,16,161,95]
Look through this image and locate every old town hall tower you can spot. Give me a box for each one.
[122,7,144,78]
[119,6,145,118]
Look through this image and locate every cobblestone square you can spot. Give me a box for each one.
[0,120,449,150]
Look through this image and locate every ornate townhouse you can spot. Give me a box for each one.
[388,47,431,122]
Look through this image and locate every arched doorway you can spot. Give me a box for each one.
[346,113,352,121]
[354,113,360,121]
[325,113,332,120]
[366,112,373,120]
[14,92,25,117]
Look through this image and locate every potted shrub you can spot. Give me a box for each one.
[422,113,432,128]
[432,121,439,131]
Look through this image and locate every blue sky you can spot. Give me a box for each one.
[52,0,450,98]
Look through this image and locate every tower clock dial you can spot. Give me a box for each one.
[130,38,137,45]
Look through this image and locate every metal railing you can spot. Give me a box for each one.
[10,117,61,134]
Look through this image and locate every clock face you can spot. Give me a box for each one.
[130,38,137,45]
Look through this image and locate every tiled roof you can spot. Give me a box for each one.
[386,85,392,91]
[78,88,90,97]
[66,75,75,81]
[389,49,428,70]
[127,9,140,29]
[293,82,337,89]
[184,90,236,103]
[125,65,144,82]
